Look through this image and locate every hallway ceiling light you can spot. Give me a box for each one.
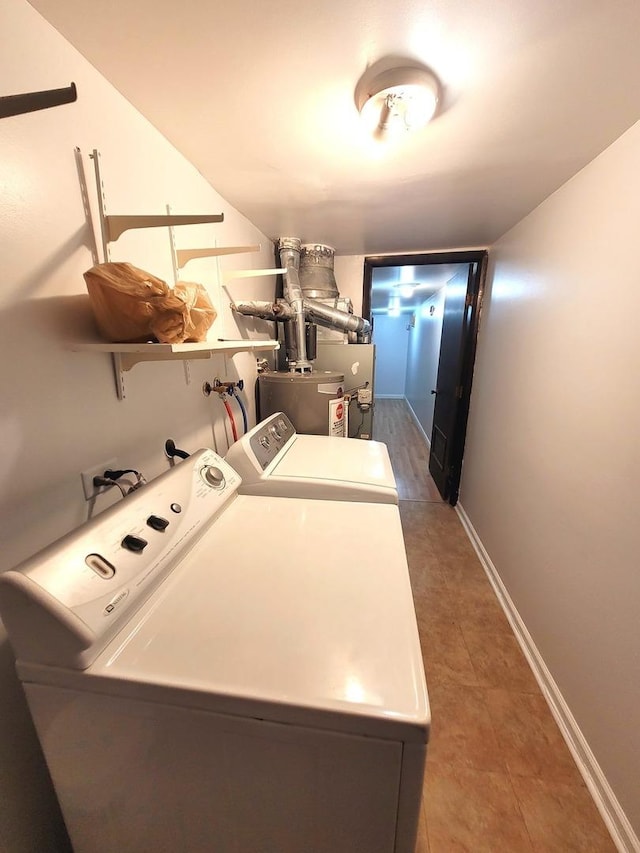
[398,283,417,299]
[355,61,440,138]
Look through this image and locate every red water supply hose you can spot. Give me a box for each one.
[222,396,238,443]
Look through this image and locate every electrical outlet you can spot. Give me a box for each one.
[81,458,117,501]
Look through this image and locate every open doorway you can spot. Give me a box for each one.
[363,251,487,506]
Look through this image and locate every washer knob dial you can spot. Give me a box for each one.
[202,465,225,488]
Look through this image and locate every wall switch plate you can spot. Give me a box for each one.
[81,458,117,501]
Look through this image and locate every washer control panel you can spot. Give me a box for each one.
[239,412,296,471]
[201,465,225,488]
[0,449,241,669]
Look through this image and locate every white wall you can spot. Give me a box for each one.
[333,255,365,314]
[405,289,446,442]
[0,1,277,848]
[372,314,409,397]
[460,120,640,842]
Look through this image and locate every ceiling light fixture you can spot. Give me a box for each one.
[398,284,417,299]
[355,60,440,139]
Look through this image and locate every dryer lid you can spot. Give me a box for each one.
[274,434,396,489]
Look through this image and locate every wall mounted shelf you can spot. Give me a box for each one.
[89,150,224,261]
[70,339,279,400]
[77,150,278,399]
[105,213,224,243]
[223,268,285,284]
[174,244,261,272]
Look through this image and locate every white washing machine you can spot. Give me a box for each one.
[0,450,429,853]
[225,411,398,503]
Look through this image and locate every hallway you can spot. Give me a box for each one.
[375,400,616,852]
[374,399,442,502]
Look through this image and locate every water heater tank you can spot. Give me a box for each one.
[258,371,345,436]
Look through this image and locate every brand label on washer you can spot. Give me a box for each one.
[103,588,129,616]
[329,397,346,437]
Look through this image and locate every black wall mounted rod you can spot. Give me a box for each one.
[0,82,77,119]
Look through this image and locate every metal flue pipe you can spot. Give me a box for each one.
[234,298,371,340]
[303,297,371,341]
[232,237,373,355]
[278,237,311,373]
[233,301,295,321]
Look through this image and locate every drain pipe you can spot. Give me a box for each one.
[278,237,312,373]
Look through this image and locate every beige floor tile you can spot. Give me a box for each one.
[456,582,514,635]
[427,532,478,562]
[414,585,461,628]
[419,623,479,688]
[426,682,505,773]
[407,556,449,601]
[484,689,584,783]
[511,776,617,852]
[423,762,534,852]
[462,628,540,693]
[439,550,490,588]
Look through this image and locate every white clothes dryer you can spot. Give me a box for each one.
[225,411,398,503]
[0,450,428,853]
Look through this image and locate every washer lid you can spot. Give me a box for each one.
[273,434,396,489]
[90,495,428,740]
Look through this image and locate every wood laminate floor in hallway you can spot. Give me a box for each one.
[374,399,442,501]
[374,399,616,852]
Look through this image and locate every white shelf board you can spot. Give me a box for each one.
[69,339,279,355]
[69,339,279,400]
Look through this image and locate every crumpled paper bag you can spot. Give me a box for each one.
[83,262,217,344]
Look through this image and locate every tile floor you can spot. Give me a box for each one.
[372,399,617,850]
[399,501,617,852]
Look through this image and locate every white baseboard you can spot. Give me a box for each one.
[455,502,639,853]
[376,394,405,399]
[404,399,431,448]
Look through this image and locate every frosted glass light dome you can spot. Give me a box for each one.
[355,64,440,137]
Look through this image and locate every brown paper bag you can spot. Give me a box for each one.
[173,281,218,342]
[83,263,216,344]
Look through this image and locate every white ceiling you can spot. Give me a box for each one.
[29,0,640,255]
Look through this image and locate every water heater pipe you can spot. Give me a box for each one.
[278,238,312,373]
[233,237,373,356]
[233,300,294,321]
[303,297,371,339]
[233,298,370,338]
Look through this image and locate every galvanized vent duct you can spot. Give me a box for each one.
[233,238,371,370]
[278,237,312,373]
[298,244,340,299]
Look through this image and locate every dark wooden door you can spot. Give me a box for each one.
[429,267,473,501]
